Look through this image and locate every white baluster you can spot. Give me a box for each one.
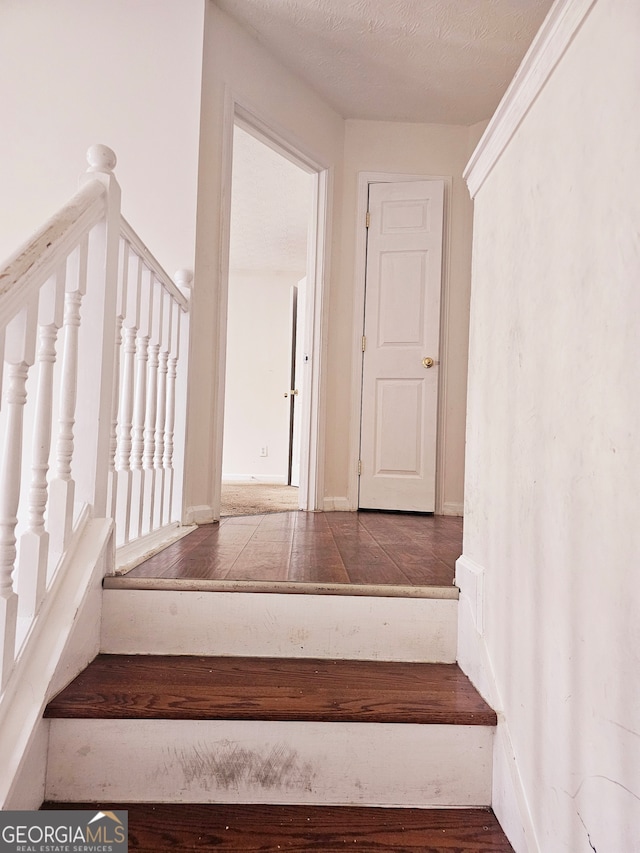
[153,349,169,528]
[128,333,148,539]
[117,328,137,472]
[0,300,37,689]
[138,268,164,536]
[141,340,159,536]
[130,334,148,472]
[124,255,152,541]
[115,326,136,545]
[48,281,83,555]
[162,302,179,526]
[114,248,142,546]
[166,269,192,523]
[107,238,129,521]
[108,316,124,508]
[17,270,65,617]
[150,286,174,531]
[163,356,178,468]
[56,294,82,484]
[143,344,159,472]
[155,351,169,471]
[130,335,149,539]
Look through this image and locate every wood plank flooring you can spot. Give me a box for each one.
[125,512,462,588]
[41,803,515,851]
[44,656,496,725]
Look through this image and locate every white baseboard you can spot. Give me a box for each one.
[322,496,353,511]
[115,523,196,574]
[493,717,542,853]
[442,501,464,517]
[184,504,215,524]
[222,475,288,484]
[455,554,484,636]
[455,553,540,853]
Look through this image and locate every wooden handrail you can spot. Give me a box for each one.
[120,218,189,310]
[0,181,105,327]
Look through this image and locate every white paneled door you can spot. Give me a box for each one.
[359,180,444,512]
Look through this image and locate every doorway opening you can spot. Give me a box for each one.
[220,122,316,517]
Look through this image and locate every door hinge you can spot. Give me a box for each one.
[362,335,366,352]
[357,460,362,476]
[365,210,371,228]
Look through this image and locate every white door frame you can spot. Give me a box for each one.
[213,92,331,515]
[347,171,453,514]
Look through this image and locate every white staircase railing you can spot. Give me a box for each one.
[111,222,191,558]
[0,145,191,690]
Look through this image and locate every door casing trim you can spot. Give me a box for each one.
[213,88,332,516]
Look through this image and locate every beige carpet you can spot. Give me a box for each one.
[221,481,300,516]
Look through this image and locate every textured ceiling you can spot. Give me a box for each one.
[229,126,313,274]
[225,1,554,271]
[215,0,554,125]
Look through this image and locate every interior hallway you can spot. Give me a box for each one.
[124,512,462,588]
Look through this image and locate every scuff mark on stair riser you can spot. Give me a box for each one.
[167,741,317,791]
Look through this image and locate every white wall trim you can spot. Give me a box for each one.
[348,171,453,515]
[184,505,215,525]
[234,101,330,174]
[493,718,542,853]
[455,554,485,635]
[456,554,541,853]
[116,522,196,575]
[442,501,464,517]
[322,496,352,512]
[464,0,598,198]
[222,475,288,485]
[212,89,332,517]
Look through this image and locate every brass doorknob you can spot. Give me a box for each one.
[422,357,435,368]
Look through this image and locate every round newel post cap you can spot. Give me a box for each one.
[86,144,117,173]
[174,269,193,291]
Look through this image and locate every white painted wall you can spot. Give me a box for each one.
[0,0,204,275]
[460,1,640,850]
[185,2,345,519]
[223,271,301,481]
[336,119,479,513]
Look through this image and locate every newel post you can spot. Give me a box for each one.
[73,145,121,518]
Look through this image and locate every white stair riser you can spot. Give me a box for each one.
[101,590,457,662]
[46,719,493,807]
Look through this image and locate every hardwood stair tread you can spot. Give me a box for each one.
[44,655,496,725]
[41,803,514,851]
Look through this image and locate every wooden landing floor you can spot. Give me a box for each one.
[125,511,462,588]
[42,803,514,851]
[45,656,496,726]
